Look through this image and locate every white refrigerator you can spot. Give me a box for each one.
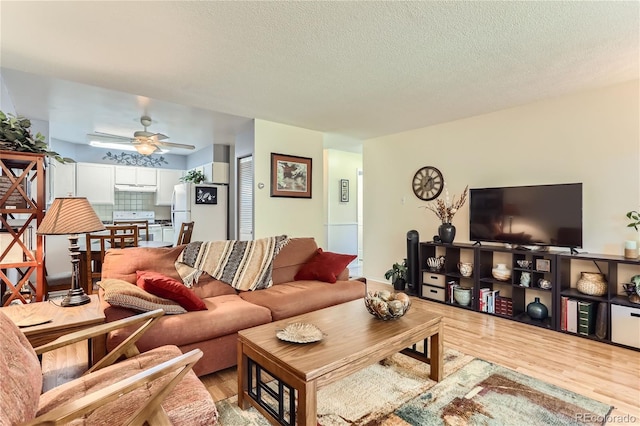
[171,183,228,245]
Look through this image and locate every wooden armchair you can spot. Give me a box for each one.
[0,309,219,425]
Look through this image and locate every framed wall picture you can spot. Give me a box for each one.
[535,258,551,272]
[195,186,218,204]
[340,179,349,202]
[270,153,312,198]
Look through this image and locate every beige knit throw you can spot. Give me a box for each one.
[175,235,289,291]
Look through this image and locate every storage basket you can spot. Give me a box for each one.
[576,272,607,296]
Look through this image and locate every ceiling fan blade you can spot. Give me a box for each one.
[88,132,133,142]
[156,141,196,150]
[152,133,169,140]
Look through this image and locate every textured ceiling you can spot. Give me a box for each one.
[0,1,638,152]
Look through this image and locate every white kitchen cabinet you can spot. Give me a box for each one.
[148,224,163,242]
[137,167,157,185]
[76,163,114,204]
[155,169,184,205]
[190,162,229,184]
[115,166,157,185]
[162,227,175,244]
[48,160,76,201]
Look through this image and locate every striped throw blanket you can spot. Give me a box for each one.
[175,235,289,291]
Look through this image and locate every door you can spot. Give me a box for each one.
[237,156,253,241]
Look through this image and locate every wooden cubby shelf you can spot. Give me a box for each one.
[418,241,640,351]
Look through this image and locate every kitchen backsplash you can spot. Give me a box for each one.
[92,192,171,222]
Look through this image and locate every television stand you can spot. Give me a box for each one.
[570,247,579,255]
[473,241,482,246]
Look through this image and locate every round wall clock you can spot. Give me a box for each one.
[412,166,444,201]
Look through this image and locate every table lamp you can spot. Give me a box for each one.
[37,197,105,307]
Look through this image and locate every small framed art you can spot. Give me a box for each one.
[270,153,312,198]
[340,179,349,202]
[195,186,218,204]
[535,259,551,272]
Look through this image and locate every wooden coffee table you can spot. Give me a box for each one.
[237,297,443,426]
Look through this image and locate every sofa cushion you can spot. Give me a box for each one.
[239,279,366,321]
[136,271,207,312]
[0,311,42,425]
[271,237,318,284]
[106,294,272,351]
[101,278,187,315]
[37,345,218,425]
[294,248,357,283]
[101,246,237,299]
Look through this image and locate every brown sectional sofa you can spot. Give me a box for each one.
[98,237,366,376]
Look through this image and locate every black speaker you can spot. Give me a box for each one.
[406,230,420,296]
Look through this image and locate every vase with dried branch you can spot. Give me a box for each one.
[422,184,468,244]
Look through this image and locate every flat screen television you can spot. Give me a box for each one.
[469,183,583,249]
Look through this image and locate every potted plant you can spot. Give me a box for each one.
[385,259,408,291]
[0,110,72,163]
[180,169,206,184]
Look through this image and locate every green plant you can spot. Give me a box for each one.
[626,210,640,232]
[0,111,72,163]
[384,259,408,283]
[181,169,206,184]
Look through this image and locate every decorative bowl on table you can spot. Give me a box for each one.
[364,290,411,320]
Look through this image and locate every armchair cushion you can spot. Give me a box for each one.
[37,345,218,425]
[0,311,42,425]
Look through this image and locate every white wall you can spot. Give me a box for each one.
[253,119,325,245]
[363,80,640,282]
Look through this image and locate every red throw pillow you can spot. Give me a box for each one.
[294,248,357,283]
[136,271,207,311]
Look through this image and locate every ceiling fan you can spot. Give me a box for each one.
[87,115,196,155]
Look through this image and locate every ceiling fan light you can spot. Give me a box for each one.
[135,143,157,156]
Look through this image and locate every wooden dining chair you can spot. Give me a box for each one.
[85,226,139,292]
[106,224,139,248]
[114,220,149,241]
[176,221,195,245]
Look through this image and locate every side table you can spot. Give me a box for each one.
[0,294,106,365]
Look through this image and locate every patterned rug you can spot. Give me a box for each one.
[215,349,613,426]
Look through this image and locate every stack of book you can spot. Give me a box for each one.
[446,281,459,303]
[561,297,597,336]
[495,296,513,316]
[479,288,501,313]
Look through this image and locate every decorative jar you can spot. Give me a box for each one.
[576,272,607,297]
[458,262,473,277]
[492,264,511,281]
[453,287,472,306]
[520,271,531,287]
[526,297,548,320]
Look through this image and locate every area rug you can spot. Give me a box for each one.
[215,349,613,426]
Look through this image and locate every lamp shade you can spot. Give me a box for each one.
[37,197,105,235]
[134,141,158,156]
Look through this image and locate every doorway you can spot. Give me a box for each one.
[237,155,253,241]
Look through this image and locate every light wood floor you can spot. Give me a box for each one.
[43,281,639,424]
